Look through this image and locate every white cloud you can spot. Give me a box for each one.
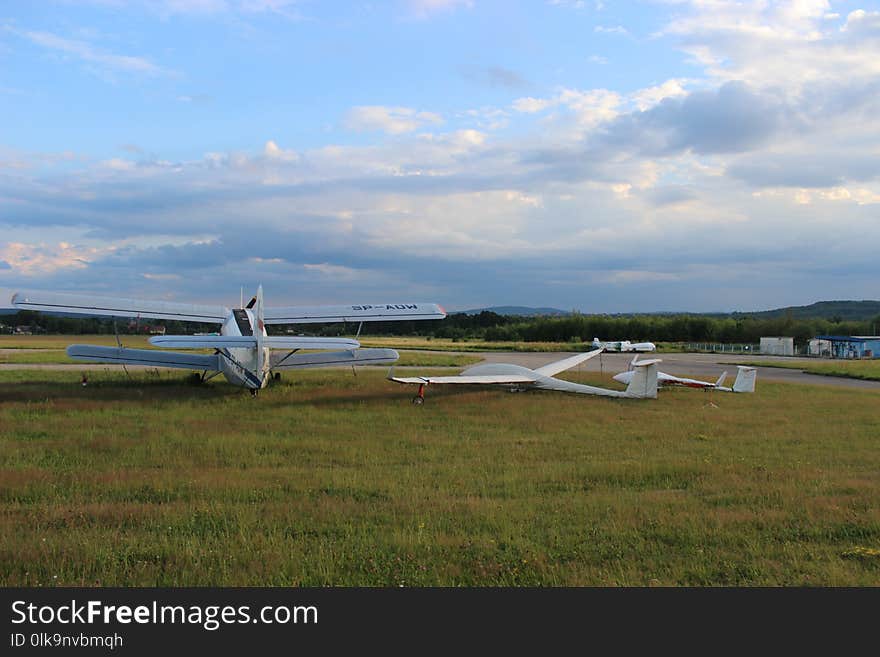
[661,2,880,94]
[600,270,680,284]
[263,140,298,162]
[548,0,586,8]
[405,0,474,19]
[842,9,880,36]
[344,106,444,134]
[462,106,509,131]
[630,78,691,111]
[159,0,230,13]
[512,97,555,113]
[790,186,880,206]
[142,272,182,280]
[15,29,172,77]
[0,242,109,276]
[301,262,364,281]
[594,25,629,35]
[512,88,621,132]
[101,158,137,171]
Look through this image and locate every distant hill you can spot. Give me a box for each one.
[456,306,570,317]
[731,300,880,321]
[451,301,880,320]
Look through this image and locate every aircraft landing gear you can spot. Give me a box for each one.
[412,383,426,405]
[250,388,259,397]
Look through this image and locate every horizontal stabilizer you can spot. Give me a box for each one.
[533,348,603,377]
[271,348,399,370]
[13,291,228,324]
[263,303,446,324]
[150,335,360,350]
[66,345,221,371]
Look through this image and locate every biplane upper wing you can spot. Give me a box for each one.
[12,291,228,324]
[263,303,446,324]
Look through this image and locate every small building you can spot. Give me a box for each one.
[814,336,880,359]
[760,336,794,356]
[808,338,832,358]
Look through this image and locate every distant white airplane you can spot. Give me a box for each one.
[389,348,661,404]
[612,356,756,393]
[592,337,656,352]
[12,286,446,395]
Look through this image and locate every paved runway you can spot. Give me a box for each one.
[473,351,880,390]
[2,350,879,390]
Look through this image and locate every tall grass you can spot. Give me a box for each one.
[1,369,879,586]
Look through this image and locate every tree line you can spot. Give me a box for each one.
[4,309,878,345]
[344,311,877,345]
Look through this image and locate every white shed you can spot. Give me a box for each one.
[760,336,794,356]
[808,339,832,357]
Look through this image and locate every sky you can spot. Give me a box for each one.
[1,0,879,313]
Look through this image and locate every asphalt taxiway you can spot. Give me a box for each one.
[2,350,879,390]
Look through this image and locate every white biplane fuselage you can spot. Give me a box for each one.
[217,307,270,389]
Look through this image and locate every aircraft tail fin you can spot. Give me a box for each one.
[715,371,728,388]
[732,366,757,393]
[255,285,264,331]
[624,358,660,399]
[255,285,265,379]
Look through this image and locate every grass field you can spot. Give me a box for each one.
[0,335,156,349]
[1,367,879,586]
[733,359,880,382]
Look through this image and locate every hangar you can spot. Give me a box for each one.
[810,336,880,359]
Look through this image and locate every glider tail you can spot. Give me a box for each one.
[732,366,757,393]
[624,358,660,399]
[714,371,728,388]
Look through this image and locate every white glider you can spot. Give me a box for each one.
[592,337,656,352]
[612,356,756,393]
[389,348,661,404]
[12,286,446,394]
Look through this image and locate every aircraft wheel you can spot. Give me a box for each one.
[412,396,424,405]
[250,389,259,397]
